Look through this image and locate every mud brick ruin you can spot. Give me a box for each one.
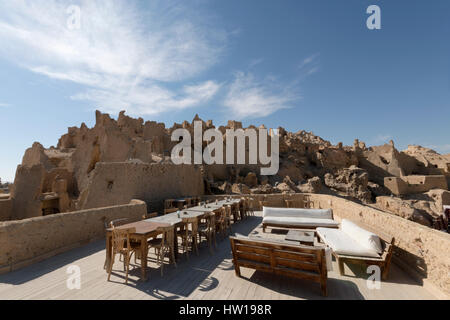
[1,111,449,230]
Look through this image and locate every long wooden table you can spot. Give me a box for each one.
[105,199,243,282]
[189,199,242,221]
[145,209,209,262]
[105,220,170,281]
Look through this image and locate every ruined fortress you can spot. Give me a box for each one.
[1,111,449,230]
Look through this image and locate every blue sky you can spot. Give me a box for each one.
[0,0,449,182]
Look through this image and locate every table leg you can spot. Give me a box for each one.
[173,228,179,262]
[140,237,148,281]
[105,232,112,272]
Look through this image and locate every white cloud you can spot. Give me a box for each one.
[0,0,226,115]
[0,103,10,107]
[223,72,301,119]
[71,80,221,116]
[249,58,264,68]
[299,53,320,76]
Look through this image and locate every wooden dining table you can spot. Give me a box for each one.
[145,209,210,260]
[105,220,170,281]
[191,199,242,221]
[105,199,243,281]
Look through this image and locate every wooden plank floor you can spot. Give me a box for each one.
[0,212,438,300]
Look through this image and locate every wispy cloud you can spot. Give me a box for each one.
[0,0,226,115]
[0,103,10,107]
[223,72,301,119]
[248,58,264,68]
[298,53,320,75]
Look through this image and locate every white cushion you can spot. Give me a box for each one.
[263,216,339,228]
[341,220,383,255]
[263,207,333,220]
[316,228,380,258]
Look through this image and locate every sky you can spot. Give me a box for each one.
[0,0,449,182]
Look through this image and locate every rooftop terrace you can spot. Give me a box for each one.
[0,212,437,300]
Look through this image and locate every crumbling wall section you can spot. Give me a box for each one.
[0,199,12,221]
[0,199,147,274]
[384,175,448,195]
[78,162,204,210]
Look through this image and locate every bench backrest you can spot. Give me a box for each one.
[230,236,327,285]
[263,207,333,220]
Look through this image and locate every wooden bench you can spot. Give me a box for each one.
[317,234,395,280]
[230,236,328,296]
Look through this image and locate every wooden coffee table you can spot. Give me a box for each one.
[285,229,316,246]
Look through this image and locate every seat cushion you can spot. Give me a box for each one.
[341,220,383,255]
[263,216,339,228]
[316,228,380,258]
[263,207,333,220]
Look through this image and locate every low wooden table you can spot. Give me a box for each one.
[285,229,316,246]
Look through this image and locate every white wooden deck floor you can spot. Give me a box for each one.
[0,213,437,300]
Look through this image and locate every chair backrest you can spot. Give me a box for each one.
[109,218,130,228]
[143,212,158,219]
[164,199,174,209]
[216,207,225,222]
[157,225,175,247]
[111,227,136,253]
[225,205,232,219]
[164,207,178,215]
[206,212,216,232]
[182,216,199,235]
[285,199,303,208]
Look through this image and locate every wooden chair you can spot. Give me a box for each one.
[177,217,199,258]
[285,200,303,208]
[164,199,175,209]
[198,212,216,254]
[192,196,201,206]
[303,195,313,208]
[247,197,256,216]
[107,227,139,284]
[231,203,240,222]
[240,198,252,219]
[148,225,177,277]
[103,218,132,268]
[164,207,178,215]
[215,208,226,239]
[259,200,270,210]
[224,205,233,235]
[143,212,158,219]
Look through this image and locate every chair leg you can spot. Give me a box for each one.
[125,253,130,284]
[160,249,164,277]
[171,245,177,268]
[107,254,115,282]
[194,236,199,255]
[184,237,189,259]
